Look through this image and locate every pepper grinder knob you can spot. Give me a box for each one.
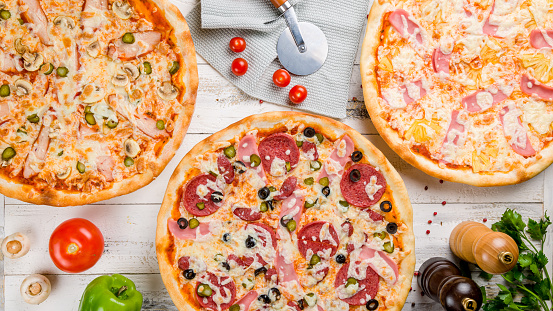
[419,257,483,311]
[449,221,518,275]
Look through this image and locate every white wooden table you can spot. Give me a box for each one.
[2,1,552,310]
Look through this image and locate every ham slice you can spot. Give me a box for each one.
[236,134,266,181]
[462,88,509,112]
[530,29,553,49]
[108,32,161,60]
[401,80,426,105]
[359,246,399,285]
[108,94,169,138]
[483,0,518,38]
[81,0,108,30]
[444,110,465,146]
[18,0,53,46]
[432,48,451,74]
[235,291,258,311]
[96,156,114,182]
[499,105,536,157]
[23,113,54,178]
[278,193,305,237]
[0,50,19,73]
[318,134,354,182]
[388,9,423,44]
[276,250,300,284]
[521,75,553,102]
[167,219,211,240]
[0,103,10,119]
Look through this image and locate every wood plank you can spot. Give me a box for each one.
[4,134,543,206]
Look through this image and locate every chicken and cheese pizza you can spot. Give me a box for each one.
[156,112,415,311]
[0,0,197,205]
[361,0,553,186]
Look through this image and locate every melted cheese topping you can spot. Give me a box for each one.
[375,0,553,173]
[0,0,186,193]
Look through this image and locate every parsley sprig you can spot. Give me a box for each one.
[481,209,552,311]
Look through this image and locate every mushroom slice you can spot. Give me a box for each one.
[1,232,30,259]
[56,167,71,179]
[122,63,139,80]
[22,52,44,72]
[111,70,129,87]
[80,83,105,103]
[86,41,101,58]
[14,38,28,55]
[14,79,32,96]
[112,0,132,19]
[20,274,51,305]
[53,16,75,29]
[124,139,140,157]
[157,81,179,101]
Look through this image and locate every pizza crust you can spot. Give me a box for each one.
[156,111,415,311]
[360,1,553,187]
[0,0,198,206]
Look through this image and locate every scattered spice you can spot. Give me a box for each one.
[428,220,432,224]
[441,201,446,206]
[424,186,428,191]
[433,212,437,216]
[352,97,357,101]
[426,230,430,234]
[414,271,419,276]
[259,100,263,104]
[439,179,444,183]
[483,218,487,222]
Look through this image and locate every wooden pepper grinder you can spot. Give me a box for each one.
[419,257,483,311]
[449,221,518,274]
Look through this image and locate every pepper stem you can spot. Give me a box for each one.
[115,286,128,298]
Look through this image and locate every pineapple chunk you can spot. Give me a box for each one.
[378,57,393,72]
[404,120,441,143]
[472,146,499,172]
[518,53,553,83]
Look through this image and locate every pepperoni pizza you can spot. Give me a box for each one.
[361,0,553,186]
[0,0,197,205]
[156,112,415,311]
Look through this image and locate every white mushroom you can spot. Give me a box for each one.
[22,52,44,72]
[80,83,105,103]
[1,232,30,259]
[20,274,51,305]
[14,79,32,96]
[14,38,28,55]
[124,139,140,157]
[122,63,139,80]
[112,1,132,19]
[112,70,129,87]
[53,16,75,29]
[56,167,71,179]
[86,41,101,58]
[156,81,179,101]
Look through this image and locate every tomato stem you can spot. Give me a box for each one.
[67,243,79,254]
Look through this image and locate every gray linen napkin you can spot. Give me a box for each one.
[185,0,371,118]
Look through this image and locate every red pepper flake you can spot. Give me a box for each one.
[426,230,430,235]
[428,220,432,224]
[441,201,446,206]
[433,212,437,216]
[439,179,444,183]
[259,100,264,104]
[424,186,428,191]
[483,218,488,223]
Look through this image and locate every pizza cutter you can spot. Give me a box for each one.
[269,0,328,76]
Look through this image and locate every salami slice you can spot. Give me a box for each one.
[233,208,262,221]
[301,141,319,160]
[181,174,222,216]
[247,222,277,248]
[334,263,379,305]
[297,221,340,259]
[258,133,300,176]
[265,267,277,282]
[228,254,254,268]
[195,272,236,311]
[217,154,235,184]
[178,256,190,270]
[274,176,297,200]
[340,164,386,208]
[341,221,354,237]
[368,210,383,222]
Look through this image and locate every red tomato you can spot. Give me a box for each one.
[231,58,248,76]
[229,37,246,53]
[272,69,291,88]
[49,218,104,273]
[289,85,308,104]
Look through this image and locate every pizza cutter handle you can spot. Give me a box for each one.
[269,0,288,11]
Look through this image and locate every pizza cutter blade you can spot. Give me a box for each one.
[270,0,328,76]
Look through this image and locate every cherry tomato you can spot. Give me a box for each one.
[231,58,248,76]
[272,69,291,88]
[289,85,307,104]
[49,218,104,273]
[229,37,246,53]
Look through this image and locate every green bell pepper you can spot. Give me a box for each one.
[78,274,143,311]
